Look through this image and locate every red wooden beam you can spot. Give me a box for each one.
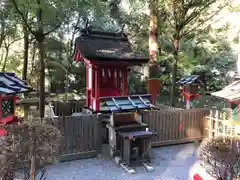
[95,67,100,111]
[86,64,89,107]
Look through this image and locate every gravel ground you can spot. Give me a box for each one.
[41,143,199,180]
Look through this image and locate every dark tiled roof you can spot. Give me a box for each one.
[74,28,148,62]
[177,75,201,85]
[0,72,32,95]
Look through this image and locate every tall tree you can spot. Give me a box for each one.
[1,37,22,71]
[148,0,160,78]
[165,0,233,106]
[10,0,77,118]
[108,0,161,78]
[22,22,29,82]
[0,11,5,50]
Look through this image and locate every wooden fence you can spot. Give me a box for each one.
[47,115,102,161]
[143,108,209,146]
[17,100,85,117]
[52,100,84,116]
[205,108,238,139]
[45,108,209,161]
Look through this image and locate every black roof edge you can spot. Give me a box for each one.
[84,56,149,62]
[80,28,128,41]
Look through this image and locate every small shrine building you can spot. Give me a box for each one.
[0,72,32,135]
[212,80,240,121]
[73,27,152,112]
[177,75,202,109]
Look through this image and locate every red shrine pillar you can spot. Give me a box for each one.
[86,64,92,108]
[86,64,89,107]
[122,68,128,95]
[94,66,100,111]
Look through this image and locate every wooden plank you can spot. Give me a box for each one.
[151,138,202,147]
[59,116,65,155]
[163,111,167,141]
[59,150,100,162]
[83,116,86,151]
[158,110,164,142]
[95,117,102,150]
[174,110,179,140]
[64,116,69,154]
[89,116,93,150]
[79,115,83,152]
[178,110,183,140]
[154,111,159,142]
[72,116,77,153]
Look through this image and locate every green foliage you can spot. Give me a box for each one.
[120,0,236,93]
[128,71,147,94]
[0,0,238,96]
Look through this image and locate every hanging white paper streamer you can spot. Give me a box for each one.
[93,99,96,110]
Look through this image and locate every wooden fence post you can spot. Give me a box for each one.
[222,111,226,137]
[209,109,213,139]
[215,109,219,137]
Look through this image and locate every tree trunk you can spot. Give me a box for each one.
[30,42,36,78]
[170,38,180,106]
[0,48,4,63]
[2,46,9,71]
[36,0,45,118]
[64,70,69,101]
[148,0,159,79]
[22,25,29,81]
[38,40,45,118]
[22,25,29,119]
[30,153,36,180]
[0,12,5,50]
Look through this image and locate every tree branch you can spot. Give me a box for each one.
[183,0,216,28]
[182,1,232,37]
[8,37,24,47]
[10,0,36,36]
[43,24,61,36]
[69,13,82,56]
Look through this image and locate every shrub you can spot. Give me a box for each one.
[197,136,240,179]
[0,118,62,180]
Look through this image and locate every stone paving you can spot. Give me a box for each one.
[43,143,199,180]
